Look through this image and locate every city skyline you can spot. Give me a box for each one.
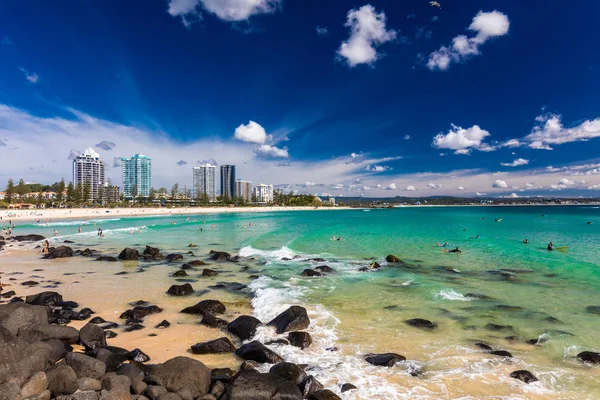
[0,1,599,198]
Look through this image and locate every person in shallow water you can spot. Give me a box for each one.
[523,239,529,244]
[548,241,554,251]
[449,247,462,253]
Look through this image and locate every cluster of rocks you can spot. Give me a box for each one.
[0,234,47,253]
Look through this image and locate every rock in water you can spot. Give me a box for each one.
[43,246,74,259]
[25,291,63,306]
[11,234,45,242]
[268,306,310,334]
[235,341,285,364]
[191,337,235,354]
[308,389,342,400]
[578,351,600,364]
[208,250,232,262]
[143,245,162,260]
[385,255,401,263]
[364,353,406,367]
[490,350,513,358]
[405,318,437,330]
[298,375,324,398]
[226,371,302,400]
[288,331,312,350]
[167,283,194,296]
[117,248,140,260]
[314,265,336,274]
[202,268,219,276]
[269,362,307,385]
[585,305,600,315]
[180,299,226,315]
[151,356,211,398]
[341,383,357,393]
[510,370,539,384]
[201,313,229,329]
[228,315,263,341]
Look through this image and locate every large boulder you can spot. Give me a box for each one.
[365,353,406,367]
[143,246,162,260]
[43,246,73,259]
[25,292,63,307]
[180,300,225,315]
[269,362,307,385]
[298,376,324,398]
[314,266,335,274]
[228,315,263,341]
[385,255,401,263]
[79,322,107,350]
[226,372,302,400]
[191,337,235,354]
[17,323,79,344]
[20,371,48,399]
[308,390,342,400]
[151,356,211,398]
[301,269,321,277]
[235,341,284,364]
[66,352,107,380]
[0,330,55,386]
[11,234,45,242]
[208,250,232,262]
[405,318,437,330]
[288,331,312,350]
[166,253,184,262]
[119,305,163,320]
[268,306,310,334]
[0,302,49,335]
[510,370,539,384]
[202,268,219,277]
[200,313,228,329]
[578,351,600,364]
[117,248,140,261]
[46,365,78,396]
[167,284,194,296]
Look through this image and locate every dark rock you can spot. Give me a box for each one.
[186,260,208,266]
[464,293,493,300]
[544,316,561,323]
[89,316,106,324]
[124,323,145,332]
[308,389,342,400]
[20,371,48,398]
[56,300,78,309]
[202,269,219,277]
[105,330,117,339]
[369,262,381,269]
[298,375,324,398]
[128,348,151,363]
[484,323,514,332]
[490,350,513,358]
[95,256,118,262]
[208,250,233,262]
[167,283,194,296]
[228,315,262,341]
[474,342,493,351]
[21,281,40,286]
[578,351,600,364]
[268,306,310,334]
[225,372,302,400]
[180,300,225,315]
[0,290,15,298]
[143,246,162,260]
[405,318,437,330]
[510,370,539,384]
[191,337,235,354]
[281,257,292,261]
[80,322,107,350]
[385,255,401,263]
[585,305,600,315]
[66,352,107,379]
[166,253,184,262]
[25,291,63,306]
[43,246,74,259]
[18,323,79,343]
[63,240,75,243]
[314,265,335,274]
[172,270,188,277]
[265,339,290,346]
[235,341,285,364]
[93,348,126,372]
[118,248,140,260]
[496,305,524,311]
[340,383,357,393]
[120,305,163,319]
[144,385,168,399]
[156,320,171,329]
[365,353,406,367]
[288,331,312,350]
[200,313,228,329]
[151,356,211,398]
[12,234,45,242]
[269,362,306,385]
[46,364,78,396]
[301,269,321,277]
[310,258,325,262]
[0,302,48,334]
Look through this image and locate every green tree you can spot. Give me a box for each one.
[131,184,138,205]
[56,179,66,204]
[5,178,15,204]
[171,183,179,198]
[16,179,27,197]
[149,187,157,200]
[66,182,75,203]
[82,181,91,204]
[37,191,44,206]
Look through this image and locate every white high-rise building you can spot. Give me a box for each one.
[73,147,105,201]
[235,179,252,202]
[193,164,216,201]
[121,154,152,199]
[253,183,274,204]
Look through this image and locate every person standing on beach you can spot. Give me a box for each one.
[41,240,49,254]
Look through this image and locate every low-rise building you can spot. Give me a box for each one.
[253,183,274,204]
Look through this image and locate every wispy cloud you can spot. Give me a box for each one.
[2,36,14,46]
[501,158,529,167]
[316,26,329,36]
[167,0,280,26]
[18,67,39,83]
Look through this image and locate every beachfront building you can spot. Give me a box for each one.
[253,183,274,204]
[193,164,217,201]
[220,165,236,200]
[73,147,105,201]
[121,154,152,199]
[235,179,252,202]
[103,184,121,203]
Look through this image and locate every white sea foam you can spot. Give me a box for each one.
[239,245,296,261]
[32,218,122,227]
[435,289,472,301]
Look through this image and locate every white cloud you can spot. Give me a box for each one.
[492,180,508,188]
[337,5,397,67]
[255,144,289,158]
[234,120,271,144]
[501,158,529,167]
[427,10,509,71]
[559,178,575,185]
[508,192,519,198]
[550,184,562,191]
[316,26,329,36]
[404,185,417,191]
[476,192,487,196]
[167,0,280,24]
[432,124,491,154]
[385,183,397,190]
[522,114,600,150]
[331,183,344,190]
[19,67,39,83]
[347,152,364,164]
[403,134,411,140]
[523,182,541,190]
[365,164,390,172]
[588,184,600,190]
[456,185,465,191]
[427,183,443,189]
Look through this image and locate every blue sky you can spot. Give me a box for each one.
[0,0,599,197]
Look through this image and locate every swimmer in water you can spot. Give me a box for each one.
[523,239,529,244]
[448,247,462,253]
[547,241,554,251]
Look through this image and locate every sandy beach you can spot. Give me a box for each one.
[1,206,348,223]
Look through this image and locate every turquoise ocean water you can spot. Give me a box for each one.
[7,206,600,399]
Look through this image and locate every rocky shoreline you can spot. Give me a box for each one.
[2,234,599,399]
